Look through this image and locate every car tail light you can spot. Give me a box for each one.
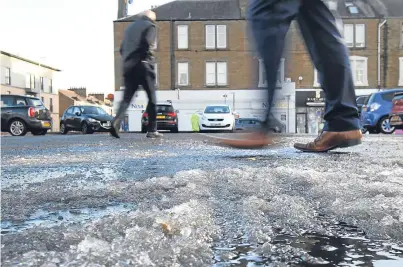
[168,112,176,117]
[142,112,148,117]
[28,107,36,117]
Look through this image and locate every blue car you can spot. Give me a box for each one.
[361,89,403,134]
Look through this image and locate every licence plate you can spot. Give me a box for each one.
[42,121,51,127]
[212,123,221,126]
[157,115,165,119]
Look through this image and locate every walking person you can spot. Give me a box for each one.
[110,10,162,139]
[223,0,362,151]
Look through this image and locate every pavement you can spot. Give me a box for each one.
[1,133,403,267]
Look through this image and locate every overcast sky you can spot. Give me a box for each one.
[0,0,173,94]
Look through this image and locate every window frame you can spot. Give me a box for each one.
[4,67,11,85]
[155,62,159,86]
[343,23,366,48]
[258,58,285,88]
[177,62,189,86]
[313,68,321,88]
[177,24,189,49]
[205,61,228,86]
[350,56,369,86]
[205,24,227,49]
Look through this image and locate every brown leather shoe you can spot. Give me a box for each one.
[219,132,275,149]
[294,130,362,152]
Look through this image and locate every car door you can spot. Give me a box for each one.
[63,107,74,129]
[1,95,15,131]
[72,107,83,129]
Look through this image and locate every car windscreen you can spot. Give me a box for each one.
[356,96,368,105]
[157,105,174,113]
[28,98,44,107]
[80,106,107,115]
[204,106,230,114]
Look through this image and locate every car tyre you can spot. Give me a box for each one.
[171,126,179,133]
[378,116,395,134]
[9,119,28,136]
[60,122,68,134]
[81,122,93,134]
[31,129,48,136]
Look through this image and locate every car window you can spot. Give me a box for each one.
[156,105,174,113]
[66,107,74,114]
[1,96,14,107]
[80,106,108,115]
[204,106,230,114]
[15,97,27,106]
[393,94,403,101]
[365,94,374,105]
[356,96,368,105]
[73,107,81,115]
[381,92,397,102]
[28,98,43,107]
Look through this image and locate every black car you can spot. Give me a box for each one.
[141,103,178,133]
[1,94,52,136]
[60,105,113,134]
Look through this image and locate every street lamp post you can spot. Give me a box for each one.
[223,94,228,104]
[230,92,236,111]
[285,95,291,133]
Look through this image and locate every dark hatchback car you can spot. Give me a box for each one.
[141,103,178,133]
[1,94,52,136]
[235,115,285,133]
[60,105,113,134]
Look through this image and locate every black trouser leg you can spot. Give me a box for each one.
[247,0,300,133]
[297,0,360,132]
[114,73,139,124]
[141,63,157,132]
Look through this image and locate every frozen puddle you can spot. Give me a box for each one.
[1,203,135,234]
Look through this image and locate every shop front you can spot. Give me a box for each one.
[295,90,326,134]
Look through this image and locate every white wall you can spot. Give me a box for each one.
[114,83,296,133]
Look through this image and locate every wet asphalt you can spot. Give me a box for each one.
[1,133,403,266]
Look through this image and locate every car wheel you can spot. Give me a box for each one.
[60,122,68,134]
[361,127,368,134]
[31,129,48,136]
[378,116,395,134]
[9,119,28,136]
[81,122,93,134]
[171,126,179,133]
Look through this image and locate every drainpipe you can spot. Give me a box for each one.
[170,18,175,90]
[378,19,387,90]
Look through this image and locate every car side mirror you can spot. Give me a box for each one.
[75,112,81,116]
[175,110,179,113]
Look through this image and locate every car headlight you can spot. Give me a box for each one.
[369,103,381,112]
[88,118,98,123]
[201,116,207,121]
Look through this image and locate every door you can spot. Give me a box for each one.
[1,95,15,131]
[64,107,75,129]
[72,107,83,129]
[296,113,307,134]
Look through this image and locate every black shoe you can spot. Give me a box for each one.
[146,131,163,138]
[110,120,120,138]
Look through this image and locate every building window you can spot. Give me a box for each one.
[177,62,189,86]
[155,63,158,86]
[205,61,228,86]
[25,74,31,88]
[258,58,285,88]
[49,79,53,93]
[350,56,368,86]
[313,69,321,87]
[177,25,188,49]
[30,74,35,89]
[40,77,44,91]
[4,67,11,85]
[399,57,403,86]
[400,22,403,48]
[344,24,365,48]
[50,98,53,112]
[205,25,227,49]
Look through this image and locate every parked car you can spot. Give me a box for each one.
[389,91,403,130]
[60,105,113,134]
[141,102,178,133]
[361,89,403,134]
[356,95,369,116]
[1,94,52,136]
[235,115,285,133]
[199,105,235,132]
